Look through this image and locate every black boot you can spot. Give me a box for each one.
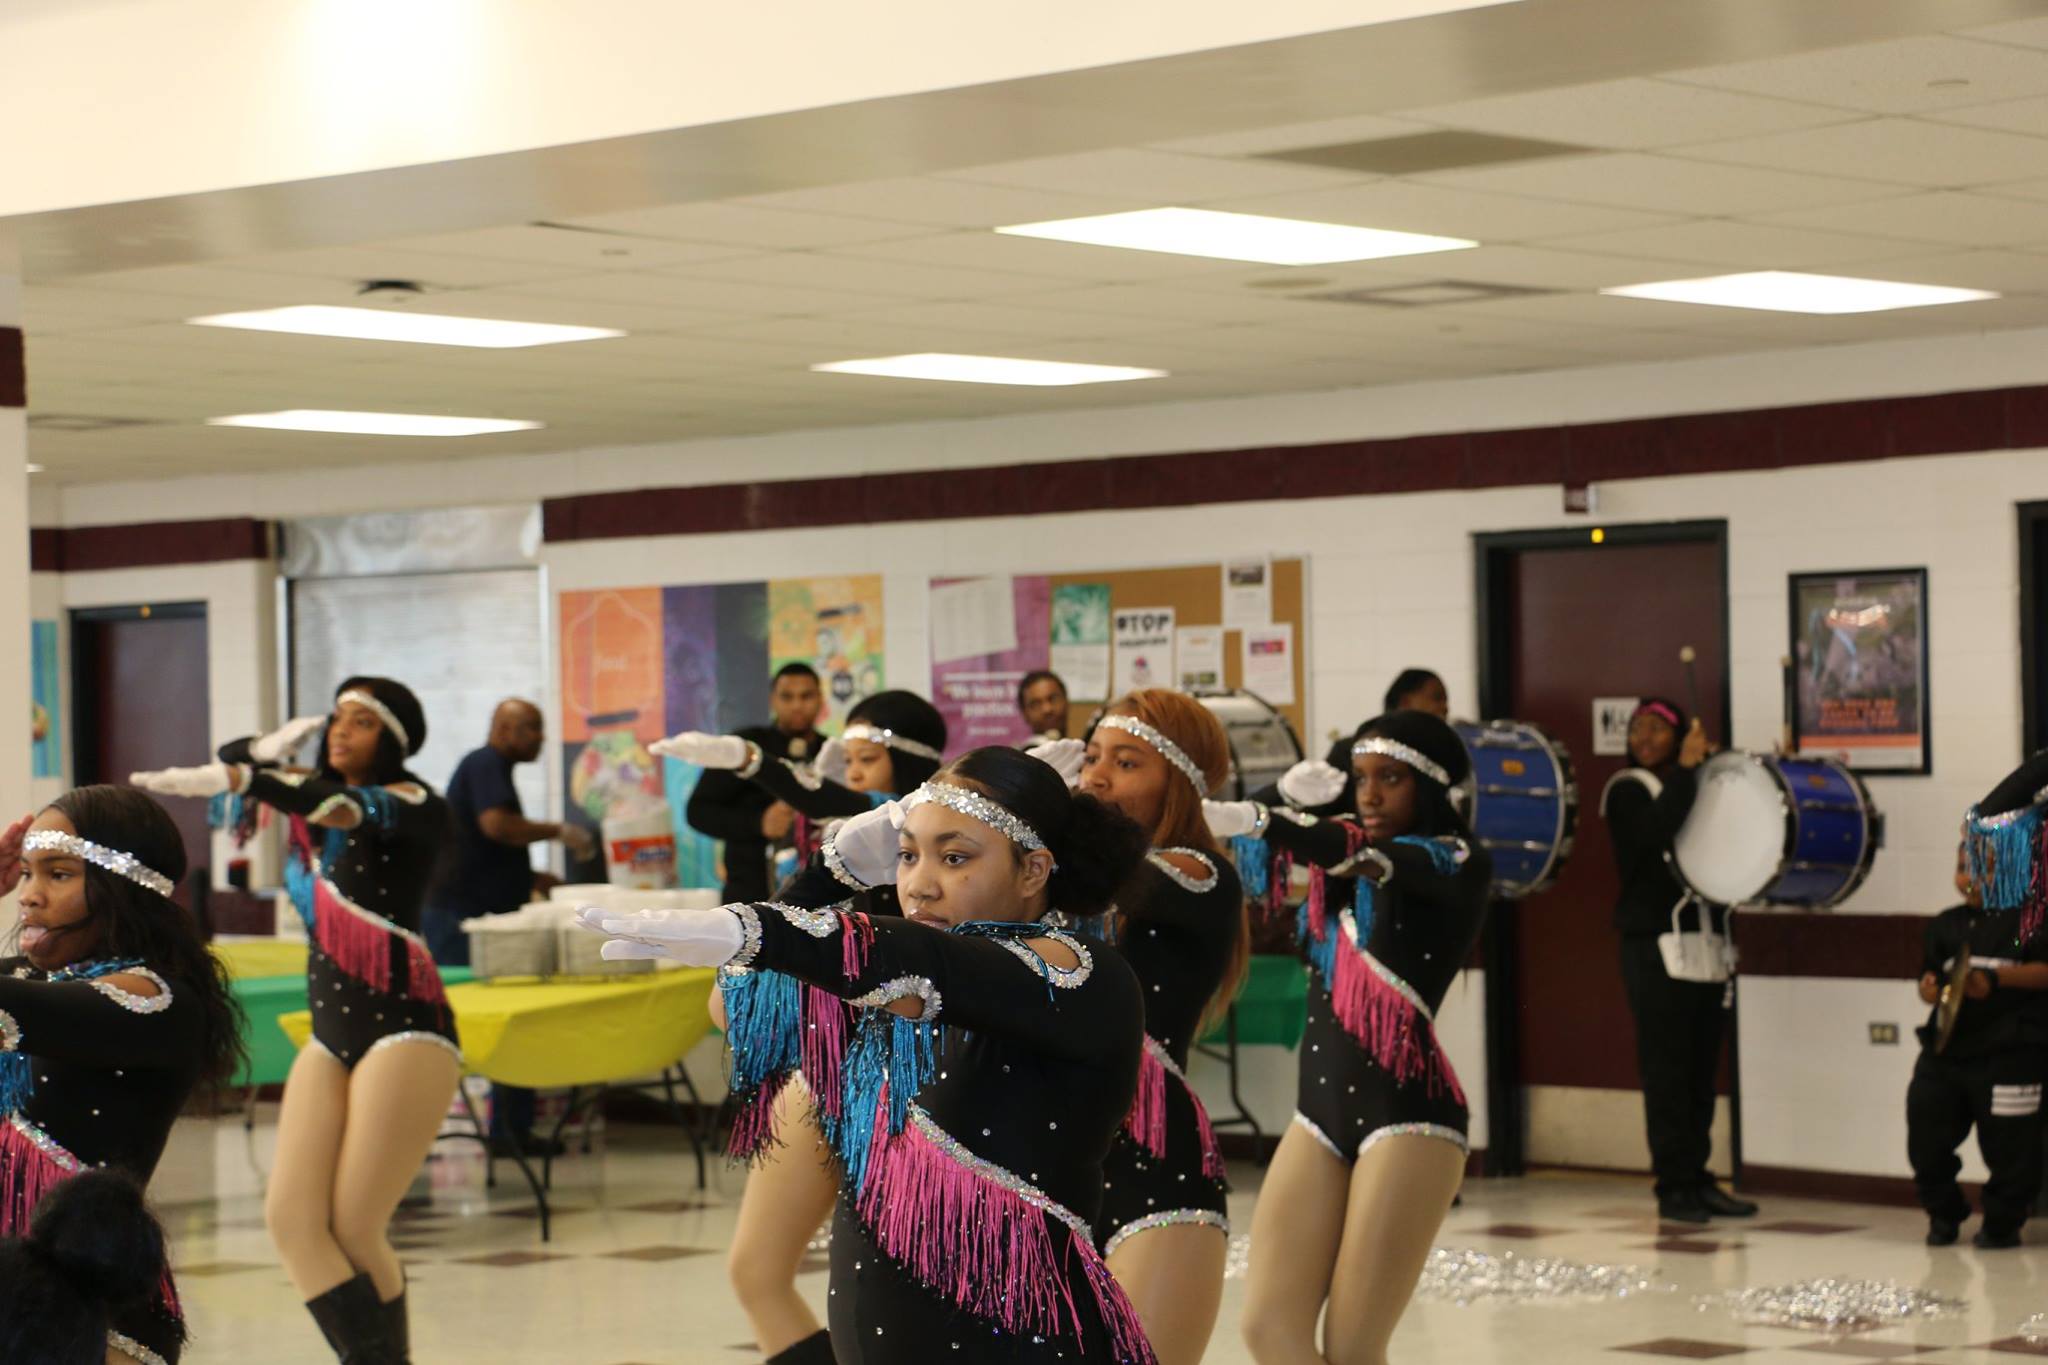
[305,1273,399,1363]
[766,1329,836,1364]
[1926,1216,1961,1247]
[380,1284,410,1363]
[1973,1223,2022,1250]
[1697,1183,1759,1218]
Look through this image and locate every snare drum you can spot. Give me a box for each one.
[1671,751,1882,908]
[1453,719,1579,899]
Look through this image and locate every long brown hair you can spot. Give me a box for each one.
[1102,689,1249,1035]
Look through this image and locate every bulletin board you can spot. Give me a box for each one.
[928,558,1307,754]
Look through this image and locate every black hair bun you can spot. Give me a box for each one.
[1044,792,1148,920]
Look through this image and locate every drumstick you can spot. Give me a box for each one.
[1679,645,1701,723]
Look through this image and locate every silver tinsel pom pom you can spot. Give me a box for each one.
[1224,1233,1252,1281]
[1416,1247,1669,1306]
[2023,1312,2047,1344]
[1698,1279,1963,1334]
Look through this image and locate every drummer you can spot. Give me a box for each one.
[1602,697,1758,1224]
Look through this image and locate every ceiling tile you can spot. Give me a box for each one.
[733,178,1145,228]
[1147,113,1433,157]
[822,300,1175,340]
[393,287,745,334]
[1269,243,1706,292]
[944,148,1362,202]
[1666,35,2048,114]
[824,231,1248,281]
[1541,220,1926,269]
[1678,118,2048,187]
[561,203,928,249]
[1926,92,2048,136]
[59,264,353,306]
[379,224,748,269]
[1848,248,2048,292]
[508,271,887,318]
[1416,152,1905,215]
[1207,180,1679,241]
[216,244,580,290]
[657,252,1055,301]
[981,283,1332,327]
[1393,77,1854,150]
[1751,190,2048,247]
[1967,17,2048,51]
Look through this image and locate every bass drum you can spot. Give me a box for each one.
[1193,689,1304,800]
[1671,750,1883,909]
[1452,719,1579,899]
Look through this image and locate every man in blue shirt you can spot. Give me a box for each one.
[425,698,591,1153]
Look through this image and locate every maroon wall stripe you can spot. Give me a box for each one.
[40,518,271,573]
[0,328,22,409]
[1733,912,1927,980]
[542,382,2048,543]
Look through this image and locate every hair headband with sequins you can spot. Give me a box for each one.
[914,781,1052,859]
[336,689,410,751]
[23,831,176,898]
[842,723,942,762]
[1352,736,1452,788]
[1095,714,1209,794]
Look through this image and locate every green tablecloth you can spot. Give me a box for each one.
[1201,953,1307,1050]
[230,964,475,1087]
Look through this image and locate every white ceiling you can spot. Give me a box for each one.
[22,16,2048,482]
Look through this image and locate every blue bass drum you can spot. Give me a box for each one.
[1671,751,1883,909]
[1452,719,1578,899]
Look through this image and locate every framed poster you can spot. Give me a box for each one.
[1788,568,1929,774]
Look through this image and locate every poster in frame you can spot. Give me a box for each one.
[1787,567,1930,775]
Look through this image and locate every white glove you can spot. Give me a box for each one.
[1202,799,1262,839]
[1025,737,1087,788]
[813,736,848,787]
[1278,759,1348,809]
[827,799,907,887]
[250,715,326,764]
[130,763,235,798]
[574,905,746,966]
[649,731,750,769]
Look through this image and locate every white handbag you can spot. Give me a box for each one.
[1658,897,1735,984]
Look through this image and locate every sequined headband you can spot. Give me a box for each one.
[1634,701,1682,729]
[915,781,1050,857]
[23,831,176,898]
[336,689,410,751]
[1095,715,1209,794]
[842,723,942,763]
[1352,736,1452,788]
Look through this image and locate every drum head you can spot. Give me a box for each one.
[1672,753,1786,907]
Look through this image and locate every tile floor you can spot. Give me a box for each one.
[153,1110,2048,1363]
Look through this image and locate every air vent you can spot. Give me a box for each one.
[27,414,161,433]
[1302,281,1559,308]
[1258,131,1591,175]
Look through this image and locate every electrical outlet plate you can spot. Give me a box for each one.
[1869,1022,1899,1045]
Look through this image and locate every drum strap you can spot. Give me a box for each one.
[1598,767,1662,816]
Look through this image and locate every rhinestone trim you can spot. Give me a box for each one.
[842,723,942,762]
[363,1030,464,1066]
[1102,1207,1229,1259]
[905,1105,1092,1239]
[21,831,175,898]
[1147,848,1218,893]
[1291,1110,1344,1160]
[823,838,867,890]
[1142,1032,1192,1086]
[335,688,410,750]
[306,793,357,824]
[850,974,943,1020]
[107,1330,169,1365]
[1352,737,1451,788]
[915,781,1049,855]
[1359,1122,1468,1158]
[89,967,173,1014]
[0,1009,17,1052]
[774,905,842,937]
[993,928,1093,988]
[1339,914,1433,1021]
[1096,715,1210,794]
[729,905,764,969]
[9,1112,82,1172]
[1334,846,1395,882]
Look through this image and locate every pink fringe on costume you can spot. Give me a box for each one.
[857,1105,1156,1364]
[1327,944,1466,1107]
[728,1070,794,1161]
[1304,822,1367,945]
[1122,1045,1227,1181]
[313,879,447,1006]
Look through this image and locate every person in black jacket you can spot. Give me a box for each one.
[1600,697,1757,1224]
[684,664,826,902]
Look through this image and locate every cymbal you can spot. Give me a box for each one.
[1935,950,1972,1054]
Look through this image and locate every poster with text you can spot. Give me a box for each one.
[1049,583,1112,701]
[1112,606,1176,695]
[1241,622,1296,706]
[1176,625,1225,691]
[930,575,1051,755]
[31,621,59,779]
[1790,568,1928,772]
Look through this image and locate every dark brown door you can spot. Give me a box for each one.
[1479,523,1729,1172]
[71,605,210,909]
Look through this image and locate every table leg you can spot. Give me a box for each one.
[452,1082,553,1241]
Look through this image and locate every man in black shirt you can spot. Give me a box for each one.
[685,663,824,901]
[424,698,592,1151]
[1017,670,1069,743]
[1908,841,2048,1248]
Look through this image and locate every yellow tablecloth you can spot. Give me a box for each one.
[212,937,309,981]
[278,968,717,1089]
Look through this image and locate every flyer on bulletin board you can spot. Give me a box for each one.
[1176,625,1225,691]
[1112,606,1176,694]
[1050,583,1112,701]
[1241,622,1295,706]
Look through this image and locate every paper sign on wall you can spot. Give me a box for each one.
[1113,606,1176,694]
[1241,623,1295,705]
[1050,583,1112,701]
[1176,626,1225,691]
[930,576,1018,665]
[1592,697,1640,756]
[1222,557,1273,629]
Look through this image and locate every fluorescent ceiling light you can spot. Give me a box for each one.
[996,208,1476,265]
[1601,271,1996,315]
[208,410,541,437]
[188,305,622,348]
[812,354,1165,386]
[24,464,44,475]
